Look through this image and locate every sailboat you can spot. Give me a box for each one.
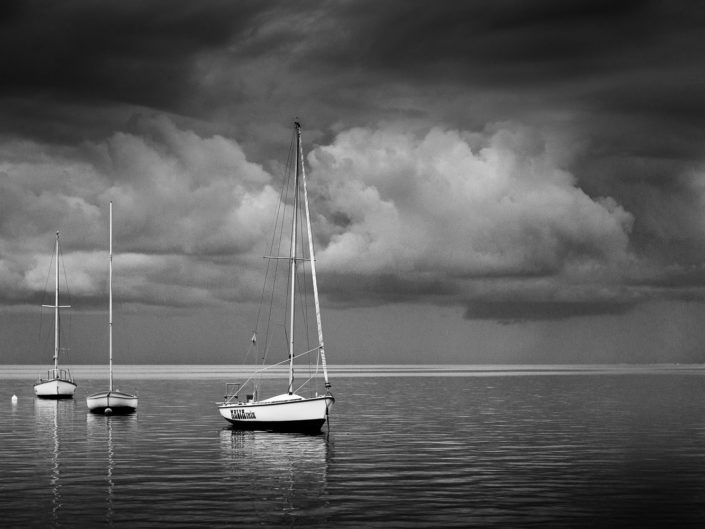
[34,232,77,399]
[86,202,138,414]
[217,121,334,432]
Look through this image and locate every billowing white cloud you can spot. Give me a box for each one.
[0,117,639,316]
[0,115,276,307]
[309,123,634,281]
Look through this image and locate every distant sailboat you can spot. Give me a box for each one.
[86,203,138,414]
[217,121,334,432]
[34,232,77,399]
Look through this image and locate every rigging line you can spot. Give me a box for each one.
[293,347,323,394]
[303,207,322,382]
[243,323,259,365]
[294,149,318,380]
[247,344,320,380]
[39,307,53,356]
[289,157,315,366]
[283,252,292,360]
[296,265,311,349]
[257,131,295,366]
[295,221,314,363]
[298,123,330,389]
[58,235,73,364]
[262,141,294,366]
[279,129,300,364]
[235,350,304,391]
[295,373,319,395]
[256,130,294,333]
[58,235,71,300]
[38,243,55,343]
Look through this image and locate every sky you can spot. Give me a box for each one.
[1,0,705,365]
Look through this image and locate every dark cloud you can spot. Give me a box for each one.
[0,0,258,102]
[463,299,637,323]
[2,0,705,325]
[304,0,664,85]
[319,273,456,307]
[0,0,283,144]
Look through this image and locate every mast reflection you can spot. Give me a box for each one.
[86,412,137,525]
[34,399,76,526]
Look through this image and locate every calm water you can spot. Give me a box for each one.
[1,368,705,528]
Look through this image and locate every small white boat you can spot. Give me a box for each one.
[34,232,77,399]
[220,393,333,432]
[86,390,138,412]
[218,121,334,432]
[35,368,77,398]
[87,203,138,414]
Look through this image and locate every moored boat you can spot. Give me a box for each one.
[86,390,138,413]
[217,121,334,432]
[34,369,77,398]
[220,392,333,432]
[87,202,138,414]
[34,232,77,399]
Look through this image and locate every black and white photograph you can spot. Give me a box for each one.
[1,1,705,527]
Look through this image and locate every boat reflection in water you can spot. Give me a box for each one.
[219,428,331,523]
[34,399,76,526]
[86,412,138,525]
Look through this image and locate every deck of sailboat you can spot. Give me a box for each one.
[35,368,74,383]
[219,393,334,408]
[86,389,138,399]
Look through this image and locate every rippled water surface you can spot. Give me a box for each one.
[2,369,705,527]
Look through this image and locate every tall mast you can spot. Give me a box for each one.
[53,232,60,371]
[287,122,301,395]
[42,232,70,373]
[109,202,114,392]
[299,125,331,389]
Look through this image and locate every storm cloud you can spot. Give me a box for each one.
[1,0,705,339]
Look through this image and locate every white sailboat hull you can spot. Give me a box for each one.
[34,377,77,399]
[218,394,334,432]
[86,390,138,413]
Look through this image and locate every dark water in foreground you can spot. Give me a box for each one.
[1,369,705,527]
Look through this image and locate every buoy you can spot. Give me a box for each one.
[105,408,113,415]
[11,395,18,404]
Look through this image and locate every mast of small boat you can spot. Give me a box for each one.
[42,232,70,374]
[108,201,114,393]
[52,232,60,372]
[298,124,331,389]
[287,124,301,395]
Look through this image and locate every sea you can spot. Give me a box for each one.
[1,364,705,528]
